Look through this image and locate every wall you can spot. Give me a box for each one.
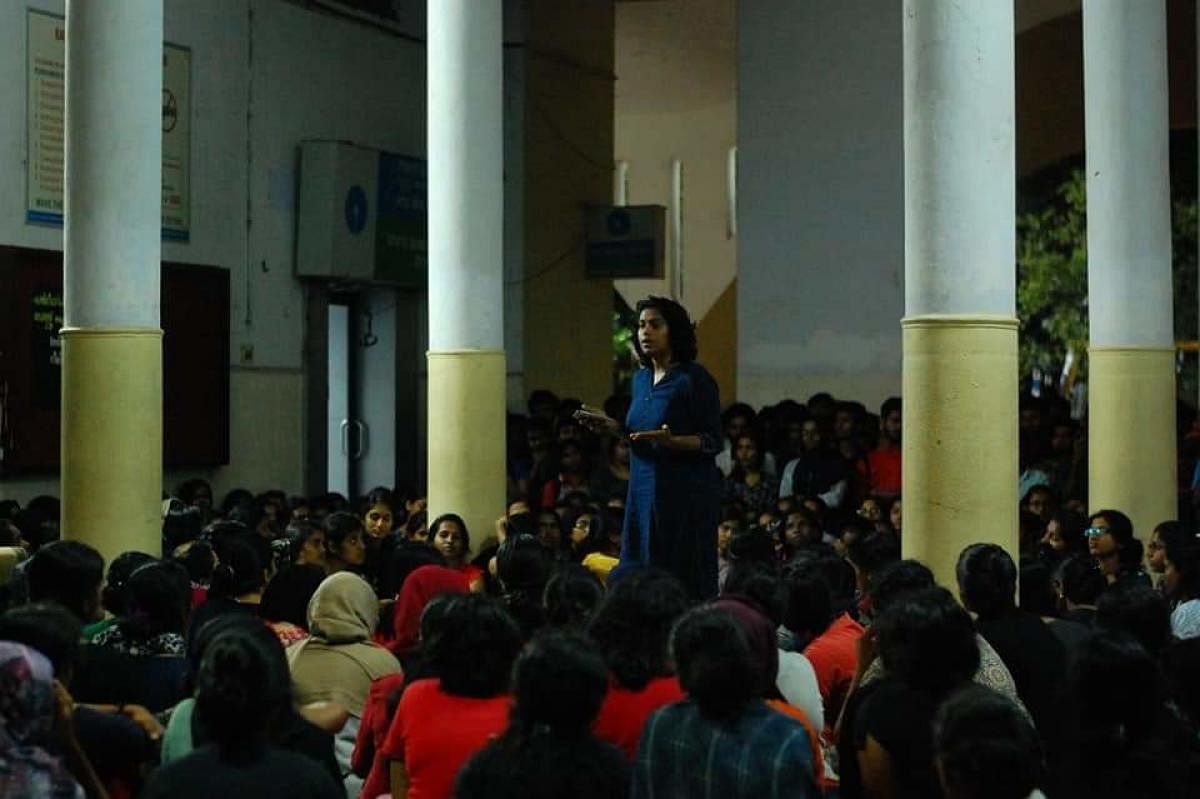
[520,0,615,405]
[0,0,436,502]
[614,0,738,403]
[737,0,905,410]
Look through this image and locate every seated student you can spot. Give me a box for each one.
[322,512,368,577]
[934,686,1047,799]
[494,534,549,640]
[588,570,691,759]
[73,560,192,712]
[1086,509,1150,589]
[631,605,820,799]
[0,642,103,799]
[259,563,326,648]
[840,588,980,799]
[0,602,156,796]
[381,564,468,664]
[1067,631,1196,799]
[1096,582,1173,660]
[379,595,521,799]
[1050,553,1106,657]
[542,564,605,628]
[159,614,341,785]
[141,625,342,799]
[1160,529,1200,640]
[427,514,484,592]
[289,572,401,796]
[845,529,900,623]
[84,550,155,640]
[26,540,105,625]
[456,630,630,799]
[957,544,1066,739]
[187,535,267,639]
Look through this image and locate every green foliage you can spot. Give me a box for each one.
[612,292,638,395]
[1017,168,1197,385]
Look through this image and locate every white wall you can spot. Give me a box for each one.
[737,1,904,410]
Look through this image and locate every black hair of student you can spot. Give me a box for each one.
[880,396,901,418]
[162,502,204,555]
[260,564,327,629]
[632,296,698,367]
[1162,637,1200,729]
[726,527,777,566]
[177,478,213,507]
[0,601,82,679]
[284,520,323,561]
[179,539,216,584]
[424,594,522,698]
[119,560,190,640]
[869,559,935,614]
[721,402,757,428]
[527,388,560,416]
[362,486,396,514]
[220,488,254,517]
[1057,552,1106,607]
[428,513,471,552]
[875,586,979,697]
[722,559,784,626]
[226,501,264,535]
[1096,583,1172,658]
[934,685,1045,799]
[780,560,833,639]
[1048,509,1089,554]
[956,543,1017,619]
[209,535,264,599]
[0,499,19,522]
[27,539,104,622]
[323,511,365,555]
[670,605,758,723]
[507,629,610,741]
[1070,630,1163,762]
[1162,529,1200,602]
[1018,559,1059,618]
[101,551,157,616]
[496,534,550,639]
[792,549,857,611]
[542,564,604,628]
[379,539,447,599]
[846,529,901,580]
[13,507,58,552]
[194,626,291,753]
[587,568,691,691]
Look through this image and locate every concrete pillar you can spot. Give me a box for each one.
[1083,1,1176,538]
[426,0,506,549]
[61,0,163,564]
[901,1,1019,588]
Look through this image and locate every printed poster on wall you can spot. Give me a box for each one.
[26,9,192,241]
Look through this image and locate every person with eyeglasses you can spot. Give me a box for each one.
[1085,509,1150,590]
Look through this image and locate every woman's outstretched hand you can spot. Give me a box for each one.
[573,406,620,434]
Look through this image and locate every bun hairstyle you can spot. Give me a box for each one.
[194,627,289,751]
[209,535,264,600]
[101,551,157,616]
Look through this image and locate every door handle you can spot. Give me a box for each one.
[351,419,368,460]
[340,419,350,455]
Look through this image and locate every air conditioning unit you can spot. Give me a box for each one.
[584,205,666,279]
[295,140,427,287]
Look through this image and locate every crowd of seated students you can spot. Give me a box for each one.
[2,388,1200,797]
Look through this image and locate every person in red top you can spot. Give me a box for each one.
[588,569,691,758]
[866,397,902,500]
[428,514,485,592]
[380,565,469,657]
[379,594,521,799]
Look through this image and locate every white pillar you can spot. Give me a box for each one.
[61,0,163,564]
[426,0,506,547]
[1083,0,1176,537]
[901,0,1018,588]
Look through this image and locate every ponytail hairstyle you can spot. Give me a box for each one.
[209,535,265,600]
[670,604,758,723]
[193,626,290,753]
[118,560,190,641]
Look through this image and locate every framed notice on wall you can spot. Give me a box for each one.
[25,9,192,241]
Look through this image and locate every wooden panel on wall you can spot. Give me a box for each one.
[0,246,230,474]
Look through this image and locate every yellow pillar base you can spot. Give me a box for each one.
[1088,346,1176,539]
[902,315,1019,589]
[61,328,163,565]
[427,350,507,555]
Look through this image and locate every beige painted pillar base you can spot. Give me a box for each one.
[427,350,507,555]
[61,329,162,564]
[1088,347,1176,538]
[902,315,1019,589]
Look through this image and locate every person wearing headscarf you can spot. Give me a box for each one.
[288,572,401,796]
[0,642,86,799]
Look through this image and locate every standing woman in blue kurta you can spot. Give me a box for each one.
[576,297,723,599]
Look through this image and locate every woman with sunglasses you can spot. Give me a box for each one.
[1085,509,1150,589]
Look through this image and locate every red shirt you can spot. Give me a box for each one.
[592,675,686,759]
[867,446,901,495]
[380,678,510,799]
[803,612,863,735]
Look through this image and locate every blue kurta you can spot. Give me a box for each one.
[621,361,722,599]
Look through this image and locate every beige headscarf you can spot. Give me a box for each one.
[288,572,401,716]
